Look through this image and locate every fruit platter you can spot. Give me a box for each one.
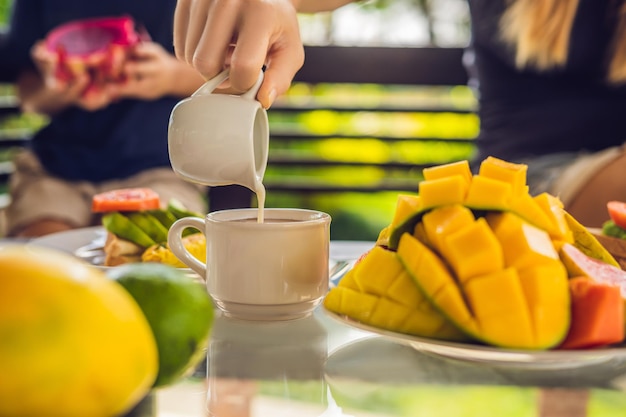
[324,156,626,368]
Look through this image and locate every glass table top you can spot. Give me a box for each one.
[155,305,626,417]
[5,235,626,416]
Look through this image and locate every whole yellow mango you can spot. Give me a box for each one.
[0,245,158,417]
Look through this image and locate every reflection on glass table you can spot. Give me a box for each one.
[155,305,626,417]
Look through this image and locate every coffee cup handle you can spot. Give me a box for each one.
[167,217,207,279]
[191,68,264,100]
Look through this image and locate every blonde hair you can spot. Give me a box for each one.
[500,0,626,84]
[500,0,580,71]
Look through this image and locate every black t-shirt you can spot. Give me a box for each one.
[467,0,626,162]
[0,0,181,182]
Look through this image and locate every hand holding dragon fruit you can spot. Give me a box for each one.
[43,16,148,97]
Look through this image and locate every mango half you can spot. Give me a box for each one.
[398,208,570,349]
[326,156,619,350]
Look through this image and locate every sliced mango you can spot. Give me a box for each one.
[389,159,554,251]
[337,268,359,291]
[533,192,573,242]
[324,286,379,324]
[423,160,472,186]
[478,156,527,196]
[509,193,556,235]
[419,175,468,209]
[354,246,405,295]
[397,217,569,350]
[422,204,475,256]
[397,234,479,339]
[325,246,466,340]
[517,261,570,347]
[463,268,534,348]
[464,175,513,210]
[441,217,504,283]
[375,225,391,247]
[412,221,431,247]
[390,194,422,230]
[487,212,559,269]
[368,298,412,330]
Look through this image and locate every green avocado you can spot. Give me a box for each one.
[603,220,626,240]
[148,209,178,230]
[107,263,214,387]
[102,212,157,248]
[166,199,203,237]
[128,212,169,244]
[167,199,202,219]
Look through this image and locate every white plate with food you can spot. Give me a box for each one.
[324,308,626,372]
[27,226,203,279]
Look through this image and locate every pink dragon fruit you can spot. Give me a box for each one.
[44,16,147,92]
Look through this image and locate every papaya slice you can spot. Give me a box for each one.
[559,276,624,349]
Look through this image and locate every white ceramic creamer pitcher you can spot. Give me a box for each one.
[168,69,269,196]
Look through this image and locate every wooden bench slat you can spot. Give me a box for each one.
[263,182,419,193]
[270,104,475,113]
[267,157,431,169]
[269,132,475,143]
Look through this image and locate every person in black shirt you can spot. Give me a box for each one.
[174,0,626,227]
[0,0,207,237]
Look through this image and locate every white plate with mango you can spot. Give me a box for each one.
[324,157,626,369]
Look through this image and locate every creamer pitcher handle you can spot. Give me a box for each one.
[241,70,264,100]
[191,69,230,97]
[191,68,264,100]
[167,217,207,279]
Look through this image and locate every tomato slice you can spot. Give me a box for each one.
[92,188,161,213]
[607,201,626,230]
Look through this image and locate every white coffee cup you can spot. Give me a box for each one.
[168,69,269,194]
[167,208,331,321]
